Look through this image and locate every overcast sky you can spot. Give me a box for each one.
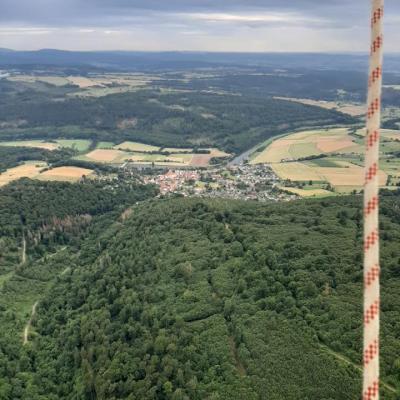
[0,0,399,52]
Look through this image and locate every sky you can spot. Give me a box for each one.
[0,0,399,52]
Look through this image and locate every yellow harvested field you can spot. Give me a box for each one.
[67,76,99,88]
[85,149,127,163]
[38,166,94,181]
[0,161,47,187]
[316,138,355,153]
[115,142,160,152]
[280,187,333,198]
[252,140,292,163]
[271,162,324,181]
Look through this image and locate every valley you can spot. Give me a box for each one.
[0,55,400,399]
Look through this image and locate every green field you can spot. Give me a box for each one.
[55,139,92,152]
[0,139,92,152]
[96,141,115,149]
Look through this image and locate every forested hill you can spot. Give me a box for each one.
[13,195,400,399]
[0,88,354,154]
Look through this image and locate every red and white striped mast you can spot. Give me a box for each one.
[363,1,384,399]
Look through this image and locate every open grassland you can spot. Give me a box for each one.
[115,141,161,152]
[38,166,94,182]
[0,161,47,187]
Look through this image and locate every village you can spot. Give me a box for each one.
[140,163,297,202]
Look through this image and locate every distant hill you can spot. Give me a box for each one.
[2,49,400,71]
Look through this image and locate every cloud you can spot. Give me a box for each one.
[0,0,399,51]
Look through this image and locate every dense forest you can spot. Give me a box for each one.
[1,191,399,399]
[0,79,355,154]
[0,179,159,400]
[0,179,157,267]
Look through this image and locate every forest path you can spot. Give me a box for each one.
[21,246,70,345]
[319,344,397,394]
[23,301,38,345]
[228,336,247,377]
[21,234,26,265]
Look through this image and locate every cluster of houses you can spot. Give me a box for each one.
[141,164,296,202]
[143,169,200,194]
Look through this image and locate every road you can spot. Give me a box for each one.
[228,147,256,166]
